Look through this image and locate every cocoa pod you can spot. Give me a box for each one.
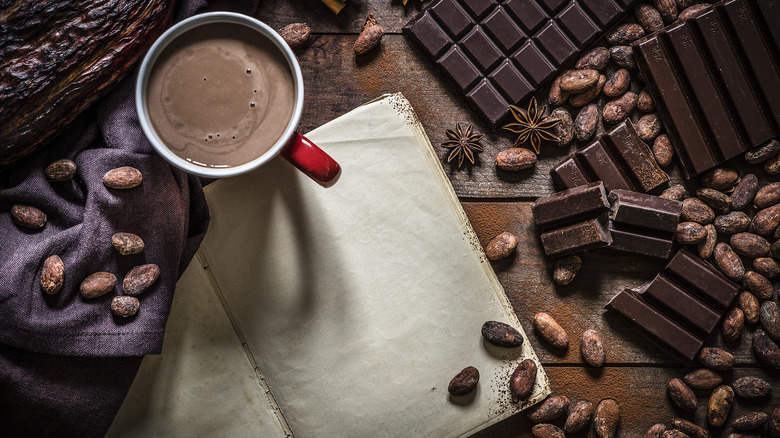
[714,212,751,235]
[761,301,780,341]
[111,296,140,317]
[447,366,479,395]
[526,394,569,423]
[603,91,638,124]
[606,23,645,45]
[653,134,674,167]
[707,384,734,428]
[576,47,610,70]
[660,184,686,201]
[671,418,709,438]
[610,46,637,70]
[662,430,689,438]
[655,0,678,22]
[636,4,664,33]
[40,255,65,295]
[559,69,600,93]
[698,347,735,371]
[682,198,715,224]
[553,255,581,285]
[678,4,711,21]
[645,423,668,438]
[111,232,145,256]
[580,329,605,367]
[636,113,662,142]
[548,73,571,107]
[638,88,656,113]
[354,14,383,55]
[738,291,760,324]
[481,320,523,347]
[730,233,770,258]
[45,159,77,182]
[675,222,707,244]
[80,272,116,299]
[569,74,606,107]
[496,148,536,171]
[103,166,142,189]
[122,264,160,296]
[753,329,780,367]
[531,424,564,438]
[667,378,697,412]
[701,168,739,192]
[754,257,780,278]
[533,312,569,349]
[592,398,620,438]
[754,204,780,236]
[11,205,46,230]
[765,152,780,176]
[769,406,780,437]
[732,376,772,399]
[744,271,774,300]
[721,306,744,343]
[732,412,768,431]
[510,358,537,400]
[564,400,594,434]
[697,188,731,212]
[603,69,631,98]
[484,231,518,261]
[730,174,758,210]
[683,368,722,390]
[551,107,573,147]
[697,224,717,259]
[713,243,744,281]
[754,182,780,209]
[744,139,780,164]
[574,104,600,142]
[278,23,311,50]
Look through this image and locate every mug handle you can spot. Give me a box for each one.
[280,132,341,187]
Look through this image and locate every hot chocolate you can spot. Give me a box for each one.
[146,22,295,167]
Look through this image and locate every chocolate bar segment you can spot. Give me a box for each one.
[603,120,670,192]
[608,190,681,233]
[607,221,675,259]
[539,213,612,256]
[403,0,641,128]
[576,139,634,192]
[663,249,739,311]
[641,273,722,337]
[531,181,609,228]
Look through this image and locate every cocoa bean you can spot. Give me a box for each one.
[765,152,780,176]
[675,0,695,8]
[636,113,662,142]
[683,368,722,390]
[103,166,142,189]
[576,47,610,71]
[660,184,686,201]
[744,271,774,300]
[697,188,731,212]
[636,4,665,33]
[714,212,751,235]
[730,233,770,258]
[721,306,744,343]
[593,398,620,438]
[354,16,382,55]
[678,3,711,21]
[675,222,707,244]
[731,174,759,210]
[553,255,581,285]
[753,329,780,367]
[744,139,780,164]
[732,376,772,399]
[122,264,160,296]
[698,224,717,259]
[448,366,479,395]
[531,424,564,438]
[663,431,690,438]
[707,384,734,427]
[559,69,600,93]
[526,394,569,423]
[645,423,668,438]
[653,134,674,167]
[754,182,780,209]
[548,73,571,107]
[682,198,715,224]
[603,91,638,124]
[667,378,697,412]
[481,320,523,347]
[671,418,709,438]
[738,291,761,325]
[533,312,569,349]
[279,23,311,50]
[80,272,116,299]
[551,107,573,147]
[701,167,739,191]
[699,347,735,371]
[111,232,144,256]
[606,23,645,45]
[485,232,518,261]
[580,329,605,367]
[713,243,745,282]
[655,0,678,22]
[638,88,656,112]
[569,74,606,107]
[769,406,780,437]
[564,400,594,434]
[761,301,780,341]
[496,148,536,171]
[754,257,780,278]
[603,69,631,98]
[732,412,768,430]
[575,104,600,142]
[44,159,76,182]
[773,240,780,259]
[726,433,762,438]
[610,46,637,70]
[111,296,140,317]
[40,255,64,295]
[11,205,46,230]
[510,358,537,400]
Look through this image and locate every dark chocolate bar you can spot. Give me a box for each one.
[663,249,739,311]
[607,221,675,259]
[632,0,780,177]
[551,119,668,193]
[403,0,641,128]
[640,273,722,337]
[539,213,612,256]
[608,190,681,233]
[531,181,609,228]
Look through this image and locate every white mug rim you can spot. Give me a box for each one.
[135,12,304,178]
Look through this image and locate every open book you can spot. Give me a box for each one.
[108,94,549,437]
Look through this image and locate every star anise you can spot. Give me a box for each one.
[503,97,560,154]
[441,123,484,167]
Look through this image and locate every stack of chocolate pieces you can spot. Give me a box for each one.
[551,119,668,193]
[632,0,780,177]
[531,181,612,257]
[607,190,682,259]
[606,249,740,362]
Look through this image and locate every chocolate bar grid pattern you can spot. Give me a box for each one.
[632,0,780,178]
[403,0,640,128]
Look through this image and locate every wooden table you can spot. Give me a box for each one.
[256,2,779,436]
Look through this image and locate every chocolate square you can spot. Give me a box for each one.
[431,0,474,38]
[557,2,600,47]
[483,6,526,52]
[512,40,556,86]
[580,0,623,27]
[488,60,532,105]
[437,46,481,90]
[405,12,451,59]
[535,21,578,66]
[460,0,495,18]
[504,0,548,34]
[467,80,509,126]
[461,27,503,70]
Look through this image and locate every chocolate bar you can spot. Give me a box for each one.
[551,119,668,193]
[403,0,641,128]
[532,181,609,228]
[607,221,675,259]
[632,0,780,178]
[640,273,722,337]
[539,213,612,257]
[663,248,739,311]
[608,190,681,233]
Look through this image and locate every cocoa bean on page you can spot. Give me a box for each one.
[534,312,569,349]
[548,74,571,107]
[103,166,142,189]
[683,368,722,390]
[765,152,780,176]
[721,306,744,343]
[738,291,761,325]
[278,23,311,50]
[575,47,610,71]
[754,257,780,278]
[564,400,594,434]
[111,296,140,317]
[660,184,686,201]
[11,204,46,230]
[773,240,780,259]
[531,424,564,438]
[484,231,519,261]
[112,232,145,255]
[745,271,774,300]
[681,198,715,224]
[732,412,768,431]
[496,148,536,171]
[610,46,636,70]
[714,211,751,235]
[606,23,645,45]
[447,366,479,396]
[575,104,600,142]
[569,74,606,107]
[744,139,780,164]
[667,378,697,412]
[761,301,780,341]
[730,233,770,258]
[602,91,638,124]
[123,264,160,296]
[510,358,537,400]
[753,329,780,367]
[698,347,735,371]
[580,329,605,367]
[40,255,65,295]
[559,69,600,93]
[603,69,631,98]
[526,394,569,423]
[663,430,691,438]
[707,385,735,428]
[754,182,780,209]
[713,243,744,282]
[481,320,523,347]
[697,224,717,259]
[551,107,573,147]
[553,255,581,285]
[701,167,739,192]
[644,423,668,438]
[636,113,662,142]
[653,134,674,167]
[44,159,76,182]
[678,3,711,21]
[770,406,780,437]
[730,174,758,210]
[675,222,707,244]
[80,272,117,299]
[732,376,772,399]
[670,418,708,438]
[696,188,730,211]
[655,0,678,22]
[593,398,620,438]
[636,4,665,33]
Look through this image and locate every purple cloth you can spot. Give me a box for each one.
[0,0,260,436]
